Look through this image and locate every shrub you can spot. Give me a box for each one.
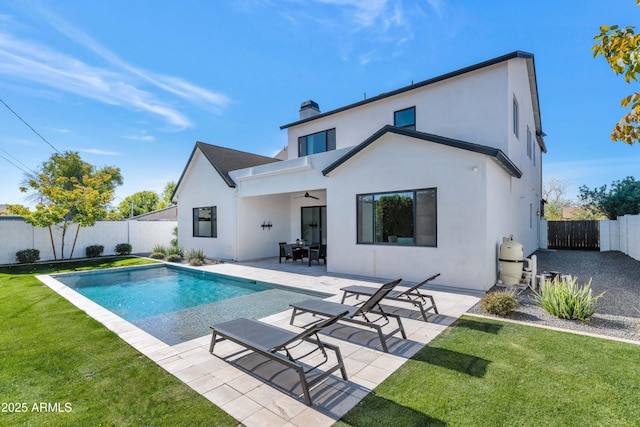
[186,248,206,266]
[480,290,520,316]
[114,243,132,256]
[531,276,604,321]
[149,252,166,259]
[166,246,184,257]
[85,245,104,258]
[166,253,183,263]
[15,249,40,264]
[152,245,167,255]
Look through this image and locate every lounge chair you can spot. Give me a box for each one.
[340,274,440,322]
[209,311,349,406]
[289,279,406,353]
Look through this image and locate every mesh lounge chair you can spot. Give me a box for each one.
[340,274,440,322]
[289,279,406,353]
[209,311,349,406]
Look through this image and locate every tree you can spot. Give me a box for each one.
[116,191,160,218]
[578,176,640,219]
[9,152,123,260]
[592,2,640,145]
[158,181,177,208]
[542,178,571,220]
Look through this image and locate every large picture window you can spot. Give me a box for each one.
[298,128,336,156]
[357,188,437,246]
[193,206,217,238]
[394,106,416,130]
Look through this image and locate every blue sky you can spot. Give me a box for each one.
[1,0,639,206]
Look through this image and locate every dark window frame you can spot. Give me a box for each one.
[356,187,437,247]
[394,106,416,130]
[298,128,336,157]
[193,206,217,238]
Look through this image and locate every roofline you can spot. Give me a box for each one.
[171,144,200,202]
[322,126,522,179]
[281,51,535,130]
[171,141,238,203]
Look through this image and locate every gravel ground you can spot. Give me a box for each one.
[467,250,640,342]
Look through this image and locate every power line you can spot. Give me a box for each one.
[0,147,37,175]
[0,152,32,175]
[0,97,62,154]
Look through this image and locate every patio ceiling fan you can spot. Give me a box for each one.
[294,191,319,200]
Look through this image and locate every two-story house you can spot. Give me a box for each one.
[172,51,546,291]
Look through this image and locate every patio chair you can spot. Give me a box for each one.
[209,311,349,406]
[340,273,440,322]
[308,244,326,266]
[283,244,304,263]
[289,279,406,352]
[278,242,287,263]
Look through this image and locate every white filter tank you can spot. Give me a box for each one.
[498,237,524,285]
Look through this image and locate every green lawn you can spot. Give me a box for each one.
[336,316,640,427]
[0,257,238,427]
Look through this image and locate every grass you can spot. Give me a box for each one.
[337,316,640,427]
[0,257,238,427]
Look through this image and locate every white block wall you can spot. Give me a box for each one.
[0,219,177,265]
[599,215,640,262]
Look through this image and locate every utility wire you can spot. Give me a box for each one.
[0,147,37,175]
[0,97,62,154]
[0,152,32,175]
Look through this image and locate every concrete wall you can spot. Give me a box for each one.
[601,215,640,261]
[0,219,176,265]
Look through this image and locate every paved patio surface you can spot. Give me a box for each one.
[39,258,480,427]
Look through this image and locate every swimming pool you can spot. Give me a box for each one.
[53,264,326,345]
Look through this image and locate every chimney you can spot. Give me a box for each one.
[299,100,320,120]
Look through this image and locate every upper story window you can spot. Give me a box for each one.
[513,97,519,138]
[394,106,416,130]
[298,128,336,157]
[527,126,532,159]
[193,206,217,238]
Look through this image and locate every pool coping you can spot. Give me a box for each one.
[38,261,481,427]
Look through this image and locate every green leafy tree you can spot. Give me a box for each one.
[592,1,640,145]
[578,176,640,219]
[9,152,122,260]
[116,191,160,218]
[157,181,177,209]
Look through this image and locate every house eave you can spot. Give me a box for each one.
[322,126,522,179]
[281,51,536,130]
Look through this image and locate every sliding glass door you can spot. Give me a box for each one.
[301,206,326,245]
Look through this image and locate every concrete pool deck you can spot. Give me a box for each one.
[39,259,480,427]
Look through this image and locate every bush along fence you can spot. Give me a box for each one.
[0,218,177,265]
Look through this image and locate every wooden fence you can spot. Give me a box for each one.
[547,220,600,250]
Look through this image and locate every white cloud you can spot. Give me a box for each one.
[123,135,156,142]
[0,7,231,129]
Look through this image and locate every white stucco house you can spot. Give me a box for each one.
[172,51,546,292]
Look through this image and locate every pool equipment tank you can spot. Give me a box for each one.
[498,236,524,286]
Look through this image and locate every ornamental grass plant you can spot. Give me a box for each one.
[531,275,604,321]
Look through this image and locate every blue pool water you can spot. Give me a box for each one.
[53,265,325,345]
